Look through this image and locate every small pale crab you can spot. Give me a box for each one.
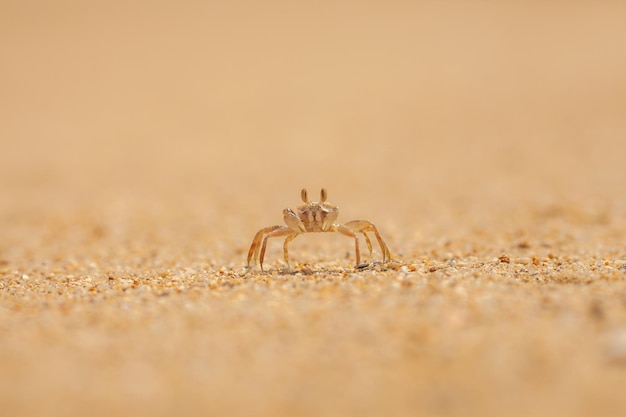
[247,188,391,271]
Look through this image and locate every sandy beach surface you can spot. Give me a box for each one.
[2,1,626,416]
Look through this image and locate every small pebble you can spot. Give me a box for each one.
[498,255,510,264]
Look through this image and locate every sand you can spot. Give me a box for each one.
[2,1,626,416]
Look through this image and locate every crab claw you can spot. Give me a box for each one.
[283,208,306,233]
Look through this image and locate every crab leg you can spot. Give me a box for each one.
[259,227,298,271]
[332,224,361,267]
[362,233,373,256]
[282,234,298,268]
[247,225,282,267]
[343,220,391,262]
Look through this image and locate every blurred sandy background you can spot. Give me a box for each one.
[1,1,626,416]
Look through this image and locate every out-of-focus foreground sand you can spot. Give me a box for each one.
[1,1,626,416]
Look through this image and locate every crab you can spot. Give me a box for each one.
[247,188,391,271]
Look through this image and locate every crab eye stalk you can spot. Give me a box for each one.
[301,188,310,203]
[320,188,327,203]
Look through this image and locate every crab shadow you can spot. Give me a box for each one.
[246,260,405,277]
